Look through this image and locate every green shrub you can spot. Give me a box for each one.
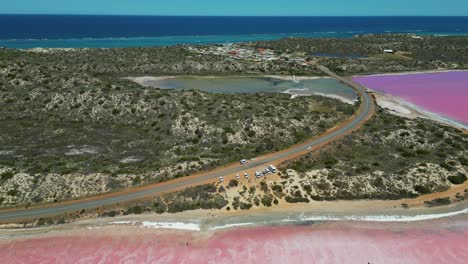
[285,196,309,203]
[228,179,239,188]
[373,178,385,189]
[253,196,260,206]
[0,171,14,180]
[448,173,467,185]
[459,157,468,166]
[218,185,226,193]
[259,181,269,192]
[127,205,144,214]
[102,210,118,217]
[424,197,451,207]
[323,155,338,168]
[232,197,240,209]
[153,201,167,214]
[132,176,142,185]
[414,185,431,194]
[240,202,253,210]
[7,189,18,196]
[261,195,273,207]
[440,163,455,171]
[111,108,120,115]
[272,185,283,192]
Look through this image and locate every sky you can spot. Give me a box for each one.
[1,0,467,16]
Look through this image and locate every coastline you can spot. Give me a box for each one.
[352,69,468,77]
[372,91,468,130]
[125,75,328,83]
[1,191,466,234]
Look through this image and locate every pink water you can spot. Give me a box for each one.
[1,221,467,264]
[353,71,468,125]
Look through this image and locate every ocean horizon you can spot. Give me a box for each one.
[1,15,468,48]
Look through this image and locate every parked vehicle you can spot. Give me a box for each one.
[219,176,224,182]
[268,165,277,173]
[240,159,247,164]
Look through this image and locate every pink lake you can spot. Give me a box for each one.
[1,220,468,264]
[353,71,468,125]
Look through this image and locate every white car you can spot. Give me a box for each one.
[244,173,249,179]
[236,174,240,179]
[240,159,247,164]
[219,176,224,182]
[306,146,312,150]
[268,165,277,173]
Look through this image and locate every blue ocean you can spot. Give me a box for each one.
[1,15,467,49]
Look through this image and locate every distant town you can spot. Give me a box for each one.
[187,43,311,65]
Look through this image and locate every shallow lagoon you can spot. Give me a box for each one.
[354,71,468,126]
[137,76,357,103]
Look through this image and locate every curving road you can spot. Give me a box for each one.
[0,66,374,222]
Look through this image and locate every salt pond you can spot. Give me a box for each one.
[131,76,357,103]
[353,71,468,127]
[2,217,467,264]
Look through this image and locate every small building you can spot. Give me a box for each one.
[383,49,394,54]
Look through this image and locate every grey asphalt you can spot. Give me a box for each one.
[0,66,373,222]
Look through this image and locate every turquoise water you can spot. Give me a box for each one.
[0,33,346,49]
[139,76,357,101]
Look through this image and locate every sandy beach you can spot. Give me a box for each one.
[352,69,468,77]
[127,75,329,83]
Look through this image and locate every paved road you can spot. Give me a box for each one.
[0,66,374,222]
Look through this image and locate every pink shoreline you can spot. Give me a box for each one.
[353,71,468,125]
[1,220,467,264]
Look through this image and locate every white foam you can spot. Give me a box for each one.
[209,222,255,230]
[377,99,412,114]
[311,92,356,105]
[281,89,356,105]
[141,221,201,231]
[111,220,200,230]
[111,221,135,225]
[108,208,468,231]
[281,207,468,223]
